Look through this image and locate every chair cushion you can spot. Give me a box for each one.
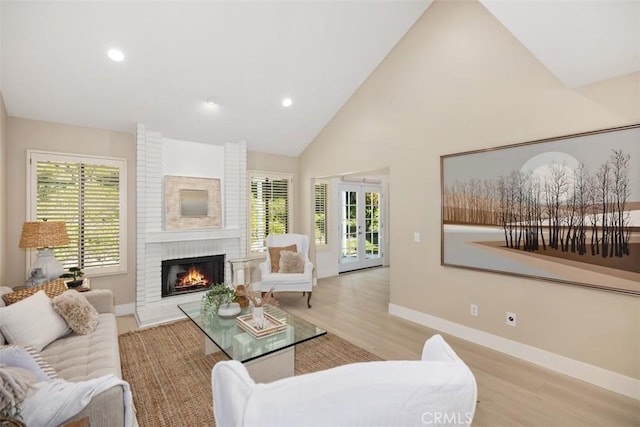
[261,272,312,287]
[279,251,305,273]
[41,313,121,381]
[268,244,297,272]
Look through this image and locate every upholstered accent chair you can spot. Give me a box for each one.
[212,334,478,427]
[258,234,314,308]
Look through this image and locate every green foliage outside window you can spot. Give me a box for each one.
[250,175,290,253]
[34,154,122,272]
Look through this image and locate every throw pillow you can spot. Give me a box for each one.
[279,251,305,273]
[0,291,71,351]
[52,290,99,335]
[0,345,58,381]
[2,279,68,306]
[268,244,297,273]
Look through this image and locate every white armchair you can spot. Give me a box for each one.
[258,234,314,308]
[212,334,478,427]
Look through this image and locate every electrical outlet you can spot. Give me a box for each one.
[470,304,478,317]
[506,312,517,327]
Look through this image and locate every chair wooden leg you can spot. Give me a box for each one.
[305,291,312,308]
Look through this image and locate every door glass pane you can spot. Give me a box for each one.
[340,190,358,264]
[365,192,381,260]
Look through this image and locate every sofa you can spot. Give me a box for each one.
[0,285,131,426]
[212,334,477,427]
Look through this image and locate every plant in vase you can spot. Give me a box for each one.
[202,284,236,314]
[233,285,249,308]
[60,266,84,288]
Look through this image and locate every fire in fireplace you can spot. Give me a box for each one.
[161,254,225,297]
[176,265,209,288]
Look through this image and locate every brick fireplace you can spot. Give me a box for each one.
[135,125,247,326]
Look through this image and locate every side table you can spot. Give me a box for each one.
[229,258,251,287]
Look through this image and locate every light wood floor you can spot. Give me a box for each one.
[117,267,639,426]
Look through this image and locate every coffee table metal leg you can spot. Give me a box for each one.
[245,346,295,383]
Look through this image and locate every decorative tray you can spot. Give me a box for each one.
[236,312,287,338]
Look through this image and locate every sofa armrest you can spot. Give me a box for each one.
[212,361,255,427]
[421,334,460,362]
[303,260,314,277]
[83,289,115,314]
[61,384,128,427]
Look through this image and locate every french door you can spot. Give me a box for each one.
[338,184,383,273]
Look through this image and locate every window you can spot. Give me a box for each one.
[28,151,127,275]
[249,172,292,254]
[314,182,329,245]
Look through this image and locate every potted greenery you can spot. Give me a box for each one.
[61,266,84,288]
[202,284,236,314]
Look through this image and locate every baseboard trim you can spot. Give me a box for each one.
[115,302,135,316]
[388,303,639,400]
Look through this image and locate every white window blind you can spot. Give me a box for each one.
[314,182,329,245]
[249,172,292,253]
[29,151,127,275]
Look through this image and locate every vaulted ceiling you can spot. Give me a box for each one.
[1,1,638,156]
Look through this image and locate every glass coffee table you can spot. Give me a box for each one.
[178,301,326,382]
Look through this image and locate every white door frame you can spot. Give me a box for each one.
[338,183,383,273]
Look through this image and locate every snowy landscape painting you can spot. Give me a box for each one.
[441,125,639,295]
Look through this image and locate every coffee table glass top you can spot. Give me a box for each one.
[178,301,326,363]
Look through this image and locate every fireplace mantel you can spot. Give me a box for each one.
[145,228,241,244]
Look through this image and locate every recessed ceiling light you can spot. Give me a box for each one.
[107,48,125,62]
[202,97,220,112]
[282,98,293,107]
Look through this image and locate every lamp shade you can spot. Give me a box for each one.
[19,221,70,248]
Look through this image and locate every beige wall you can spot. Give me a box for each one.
[6,117,136,306]
[575,71,640,123]
[299,0,639,378]
[0,92,7,284]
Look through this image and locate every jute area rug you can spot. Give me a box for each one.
[119,319,382,427]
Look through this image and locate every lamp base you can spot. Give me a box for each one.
[27,248,64,286]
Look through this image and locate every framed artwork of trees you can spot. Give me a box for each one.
[441,124,639,296]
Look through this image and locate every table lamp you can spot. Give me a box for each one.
[19,220,70,285]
